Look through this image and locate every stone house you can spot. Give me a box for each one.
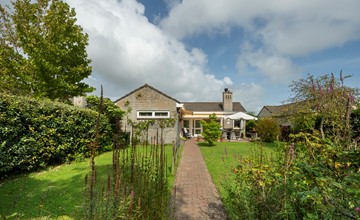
[115,84,247,143]
[114,84,181,144]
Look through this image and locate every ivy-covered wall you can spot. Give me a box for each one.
[0,94,112,176]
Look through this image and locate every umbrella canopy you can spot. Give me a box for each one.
[226,112,257,120]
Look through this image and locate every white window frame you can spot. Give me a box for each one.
[137,110,170,119]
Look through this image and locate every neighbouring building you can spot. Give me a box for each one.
[257,103,296,126]
[114,84,247,143]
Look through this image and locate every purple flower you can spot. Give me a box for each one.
[329,84,333,93]
[317,82,323,96]
[349,94,355,102]
[355,207,360,212]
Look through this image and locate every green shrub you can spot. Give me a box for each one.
[246,120,256,133]
[201,113,221,146]
[351,108,360,140]
[0,93,112,175]
[255,118,280,142]
[224,134,360,219]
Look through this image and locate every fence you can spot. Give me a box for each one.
[171,136,182,175]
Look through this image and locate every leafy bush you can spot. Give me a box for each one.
[246,120,256,133]
[0,93,112,175]
[224,73,359,219]
[201,113,221,146]
[224,139,360,219]
[351,108,360,140]
[255,118,280,142]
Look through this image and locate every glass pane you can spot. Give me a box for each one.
[183,120,189,128]
[195,120,201,128]
[155,112,168,117]
[139,112,152,116]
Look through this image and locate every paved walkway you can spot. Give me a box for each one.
[173,139,227,220]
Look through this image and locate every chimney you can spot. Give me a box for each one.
[223,88,233,112]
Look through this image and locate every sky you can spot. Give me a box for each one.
[3,0,360,113]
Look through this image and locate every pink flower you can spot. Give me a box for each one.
[317,82,323,96]
[355,207,360,212]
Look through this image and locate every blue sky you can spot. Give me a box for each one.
[61,0,359,113]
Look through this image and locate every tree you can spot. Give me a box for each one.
[255,118,280,142]
[289,72,358,144]
[201,113,221,146]
[0,0,94,101]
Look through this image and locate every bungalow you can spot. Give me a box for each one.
[114,84,181,144]
[181,88,247,138]
[114,84,247,143]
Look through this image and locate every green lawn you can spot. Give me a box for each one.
[199,141,280,194]
[0,144,179,219]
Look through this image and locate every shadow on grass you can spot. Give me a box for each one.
[197,142,215,147]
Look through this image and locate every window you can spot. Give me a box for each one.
[155,112,169,117]
[183,120,189,128]
[139,112,152,117]
[234,120,241,128]
[194,120,202,135]
[137,111,170,119]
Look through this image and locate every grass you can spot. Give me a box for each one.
[199,141,280,194]
[0,144,179,219]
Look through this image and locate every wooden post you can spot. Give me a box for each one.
[171,140,175,175]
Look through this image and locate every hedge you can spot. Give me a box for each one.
[0,93,112,176]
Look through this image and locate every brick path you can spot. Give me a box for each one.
[173,139,227,219]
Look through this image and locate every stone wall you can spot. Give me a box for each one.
[115,86,179,144]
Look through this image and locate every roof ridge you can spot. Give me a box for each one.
[114,84,180,103]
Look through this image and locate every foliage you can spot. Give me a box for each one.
[86,95,126,146]
[84,127,172,219]
[85,95,124,121]
[201,113,222,146]
[291,111,317,134]
[0,93,112,176]
[245,119,256,133]
[223,139,360,219]
[255,118,280,142]
[84,92,174,219]
[350,108,360,141]
[0,145,177,219]
[0,0,94,101]
[289,72,358,143]
[223,73,360,219]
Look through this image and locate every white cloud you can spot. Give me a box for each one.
[161,0,360,52]
[66,0,238,103]
[232,83,265,113]
[223,77,233,85]
[161,0,360,81]
[236,42,300,83]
